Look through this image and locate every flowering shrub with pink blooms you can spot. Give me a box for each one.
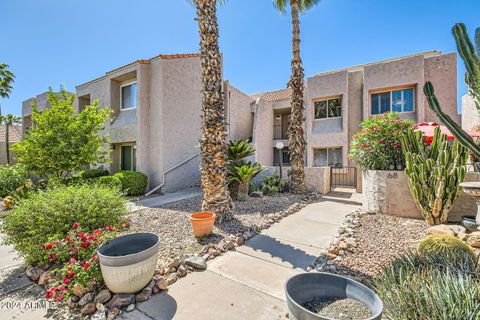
[350,113,413,170]
[43,223,117,301]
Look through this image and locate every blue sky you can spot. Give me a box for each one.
[1,0,479,116]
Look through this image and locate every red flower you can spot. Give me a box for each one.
[63,278,71,285]
[66,272,75,278]
[105,226,115,232]
[43,243,53,250]
[93,229,102,236]
[49,253,57,261]
[91,255,98,262]
[77,232,84,238]
[70,248,79,256]
[73,223,79,230]
[81,241,91,249]
[82,262,91,271]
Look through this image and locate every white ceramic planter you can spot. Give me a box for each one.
[97,233,160,293]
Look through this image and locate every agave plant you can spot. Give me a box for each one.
[228,162,263,201]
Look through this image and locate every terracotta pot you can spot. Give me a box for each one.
[2,196,14,207]
[190,211,216,237]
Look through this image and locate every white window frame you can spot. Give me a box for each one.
[371,87,415,115]
[120,81,138,111]
[313,95,343,121]
[120,144,136,171]
[313,147,343,167]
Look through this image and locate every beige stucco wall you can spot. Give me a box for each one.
[362,170,478,222]
[306,70,349,167]
[462,93,479,131]
[423,53,460,124]
[225,82,254,141]
[252,99,275,166]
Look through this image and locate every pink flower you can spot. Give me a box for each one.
[82,262,91,271]
[69,258,77,264]
[105,226,115,232]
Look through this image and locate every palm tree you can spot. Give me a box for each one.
[1,114,21,164]
[273,0,320,193]
[0,64,14,101]
[189,0,233,222]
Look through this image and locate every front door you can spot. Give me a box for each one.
[121,145,136,171]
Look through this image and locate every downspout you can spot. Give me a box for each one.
[251,98,261,162]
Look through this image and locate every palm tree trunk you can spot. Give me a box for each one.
[287,0,306,193]
[195,0,233,222]
[5,124,10,165]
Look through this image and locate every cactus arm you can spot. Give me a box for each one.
[453,23,480,110]
[424,81,480,159]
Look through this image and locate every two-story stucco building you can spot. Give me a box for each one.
[252,50,460,173]
[23,50,460,193]
[23,53,253,194]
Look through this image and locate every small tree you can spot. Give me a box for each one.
[12,90,111,179]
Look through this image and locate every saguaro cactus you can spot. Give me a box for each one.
[453,23,480,110]
[401,127,467,225]
[425,23,480,164]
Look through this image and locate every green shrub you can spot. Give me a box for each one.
[96,175,122,190]
[113,170,148,196]
[349,113,413,170]
[260,176,286,195]
[0,165,29,198]
[1,184,128,263]
[419,234,476,265]
[77,168,109,179]
[373,251,480,320]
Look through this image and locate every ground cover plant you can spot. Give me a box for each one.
[1,184,127,262]
[349,112,413,170]
[43,223,118,302]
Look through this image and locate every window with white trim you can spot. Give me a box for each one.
[371,88,414,115]
[121,82,138,110]
[314,97,342,119]
[313,147,343,167]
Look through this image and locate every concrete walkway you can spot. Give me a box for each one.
[128,188,203,212]
[128,189,362,320]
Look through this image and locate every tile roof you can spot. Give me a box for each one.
[0,125,22,143]
[154,53,201,60]
[256,88,292,102]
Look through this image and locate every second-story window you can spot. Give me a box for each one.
[314,97,342,119]
[371,87,414,115]
[121,82,137,110]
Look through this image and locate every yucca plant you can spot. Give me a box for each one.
[373,251,480,320]
[228,162,263,201]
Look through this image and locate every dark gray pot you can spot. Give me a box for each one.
[285,272,383,320]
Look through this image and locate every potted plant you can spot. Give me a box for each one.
[97,232,160,293]
[190,212,216,237]
[285,273,383,320]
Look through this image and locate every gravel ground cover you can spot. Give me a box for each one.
[303,297,372,320]
[316,212,428,283]
[124,193,308,268]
